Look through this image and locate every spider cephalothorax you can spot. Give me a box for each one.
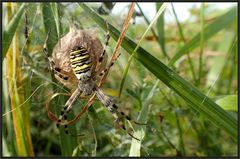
[44,25,143,140]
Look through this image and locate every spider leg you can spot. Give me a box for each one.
[98,22,110,63]
[98,10,132,80]
[98,52,121,77]
[95,22,119,80]
[24,11,29,42]
[56,88,82,135]
[43,31,69,81]
[94,86,140,141]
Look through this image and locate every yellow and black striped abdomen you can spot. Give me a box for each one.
[69,46,92,80]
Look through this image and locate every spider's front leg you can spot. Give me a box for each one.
[94,87,143,141]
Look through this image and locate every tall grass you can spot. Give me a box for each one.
[3,2,34,156]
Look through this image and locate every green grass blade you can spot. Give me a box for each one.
[42,3,78,156]
[171,3,185,42]
[129,80,159,156]
[2,135,11,156]
[42,3,58,52]
[171,3,196,83]
[215,95,238,112]
[168,6,237,66]
[156,3,169,60]
[197,3,205,86]
[215,35,237,94]
[2,59,16,156]
[2,3,27,60]
[51,3,63,38]
[136,3,169,59]
[80,3,237,141]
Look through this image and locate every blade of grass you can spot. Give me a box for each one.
[42,3,58,52]
[42,3,78,156]
[215,35,237,94]
[2,135,11,156]
[168,6,237,66]
[129,80,159,156]
[197,3,205,87]
[119,3,168,97]
[215,95,238,112]
[2,3,27,60]
[171,3,197,84]
[51,3,63,39]
[136,3,169,60]
[156,3,169,60]
[5,3,34,156]
[2,59,16,156]
[80,3,237,141]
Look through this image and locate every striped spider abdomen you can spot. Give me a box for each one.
[51,26,107,91]
[69,46,92,81]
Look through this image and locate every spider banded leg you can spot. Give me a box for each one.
[97,56,146,125]
[97,22,120,77]
[56,89,82,136]
[43,32,69,81]
[98,22,110,63]
[94,87,140,141]
[98,53,121,77]
[98,22,122,78]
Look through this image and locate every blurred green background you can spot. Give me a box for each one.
[2,2,238,157]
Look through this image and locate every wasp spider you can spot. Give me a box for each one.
[43,25,143,140]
